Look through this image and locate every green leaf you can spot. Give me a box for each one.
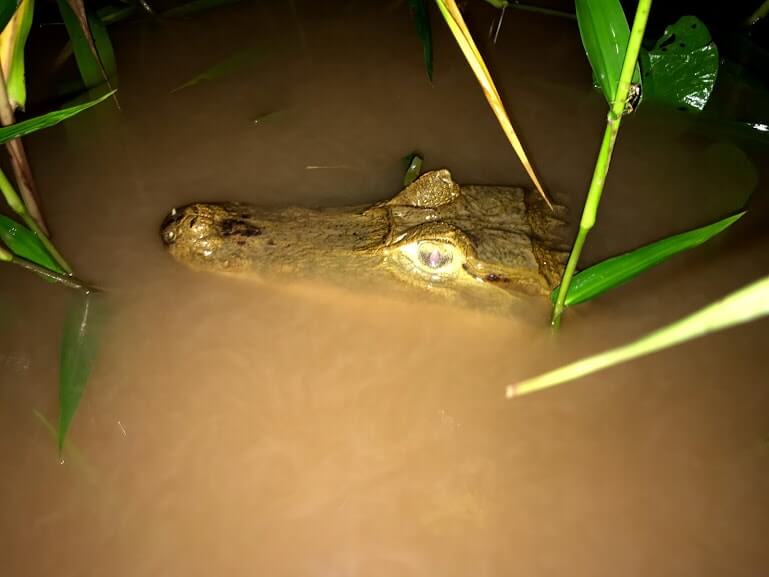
[59,293,106,453]
[511,274,769,397]
[0,90,114,144]
[575,0,642,105]
[402,152,423,185]
[0,214,64,273]
[2,0,34,110]
[171,46,263,93]
[161,0,244,18]
[407,0,433,81]
[57,0,116,91]
[552,212,745,307]
[96,3,137,25]
[0,1,20,32]
[642,16,718,111]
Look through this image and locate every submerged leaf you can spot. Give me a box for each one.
[552,212,744,307]
[407,0,433,80]
[0,214,64,272]
[0,90,114,144]
[574,0,642,105]
[512,274,769,397]
[0,0,34,110]
[58,293,107,452]
[171,46,263,93]
[402,152,423,185]
[643,16,718,111]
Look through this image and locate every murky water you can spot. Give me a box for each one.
[2,2,768,576]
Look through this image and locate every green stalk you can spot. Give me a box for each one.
[0,167,72,273]
[551,0,652,327]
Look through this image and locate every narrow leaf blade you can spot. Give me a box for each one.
[552,212,745,307]
[575,0,641,105]
[58,293,106,452]
[57,0,115,91]
[1,0,35,110]
[407,0,433,80]
[403,152,423,185]
[511,275,769,397]
[0,214,63,272]
[0,90,114,144]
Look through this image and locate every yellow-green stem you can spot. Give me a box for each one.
[746,0,769,26]
[551,0,652,326]
[0,167,72,273]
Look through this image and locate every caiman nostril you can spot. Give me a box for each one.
[161,208,181,245]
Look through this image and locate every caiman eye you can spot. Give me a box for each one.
[418,242,452,269]
[398,240,462,278]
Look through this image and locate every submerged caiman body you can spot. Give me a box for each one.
[160,170,568,307]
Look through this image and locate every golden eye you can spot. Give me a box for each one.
[398,240,462,279]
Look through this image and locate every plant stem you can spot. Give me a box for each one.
[508,1,576,21]
[0,167,73,273]
[0,55,49,235]
[551,0,652,327]
[8,255,94,293]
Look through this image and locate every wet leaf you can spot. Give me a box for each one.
[0,90,114,144]
[59,293,106,452]
[643,16,718,111]
[512,274,769,397]
[551,212,745,307]
[575,0,641,105]
[171,46,263,93]
[402,152,423,185]
[0,214,63,273]
[57,0,117,92]
[161,0,244,18]
[407,0,433,81]
[0,0,34,110]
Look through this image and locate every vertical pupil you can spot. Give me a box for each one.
[418,243,451,269]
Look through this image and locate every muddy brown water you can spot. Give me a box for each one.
[2,2,769,576]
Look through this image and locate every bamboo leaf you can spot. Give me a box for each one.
[0,1,20,32]
[57,0,116,92]
[643,16,719,111]
[510,274,769,397]
[59,293,106,453]
[552,212,745,307]
[403,152,423,185]
[0,214,64,272]
[0,0,34,110]
[0,90,114,144]
[407,0,433,80]
[575,0,642,105]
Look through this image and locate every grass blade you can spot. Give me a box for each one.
[510,274,769,397]
[58,293,106,453]
[407,0,433,81]
[0,0,34,110]
[0,214,63,272]
[575,0,642,105]
[551,212,745,307]
[433,0,552,208]
[171,46,263,93]
[57,0,116,94]
[0,89,114,144]
[402,152,423,185]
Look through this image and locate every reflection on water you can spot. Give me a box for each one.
[1,1,768,576]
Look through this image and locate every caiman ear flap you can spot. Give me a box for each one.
[384,169,460,208]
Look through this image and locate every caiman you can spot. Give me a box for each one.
[160,170,568,308]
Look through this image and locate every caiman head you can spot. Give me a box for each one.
[160,170,568,305]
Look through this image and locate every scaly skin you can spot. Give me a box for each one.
[160,169,568,306]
